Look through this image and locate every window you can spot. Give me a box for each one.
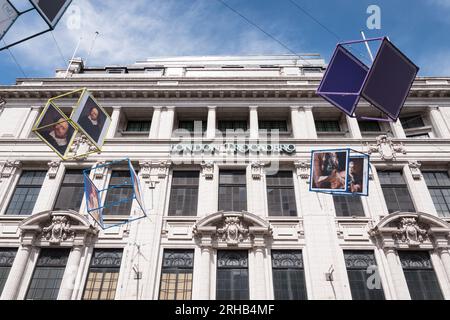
[103,171,133,216]
[0,249,16,296]
[6,170,46,215]
[178,120,206,133]
[26,249,69,300]
[315,120,341,132]
[333,195,365,217]
[400,115,425,129]
[259,120,288,132]
[359,121,381,132]
[399,251,444,300]
[266,172,297,216]
[219,171,247,212]
[216,251,249,300]
[125,120,151,132]
[423,172,450,217]
[106,68,127,74]
[378,171,415,213]
[400,115,431,138]
[159,250,194,300]
[218,120,248,132]
[83,249,123,300]
[344,251,385,300]
[271,251,307,300]
[407,133,430,139]
[54,170,84,211]
[168,171,199,216]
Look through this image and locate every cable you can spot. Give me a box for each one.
[51,31,68,69]
[2,40,27,78]
[215,0,312,66]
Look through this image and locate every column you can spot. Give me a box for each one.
[149,106,162,139]
[252,246,267,300]
[249,106,259,139]
[32,162,65,214]
[1,245,32,300]
[58,246,83,300]
[303,106,317,138]
[106,106,121,139]
[384,247,411,300]
[438,248,450,283]
[159,106,175,139]
[19,106,41,139]
[195,246,212,300]
[206,106,216,140]
[389,120,406,138]
[345,116,362,139]
[429,106,450,138]
[290,106,307,139]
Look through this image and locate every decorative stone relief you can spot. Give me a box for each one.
[47,160,61,179]
[367,135,406,161]
[395,217,428,245]
[41,216,75,244]
[217,216,249,245]
[67,134,98,160]
[0,160,22,178]
[139,161,151,179]
[294,161,311,180]
[94,161,107,179]
[251,161,266,180]
[201,161,214,179]
[408,161,422,180]
[157,161,172,178]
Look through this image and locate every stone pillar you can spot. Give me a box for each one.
[290,106,307,139]
[206,106,216,140]
[429,106,450,138]
[159,106,175,139]
[149,106,162,139]
[32,162,65,214]
[303,106,317,138]
[106,106,121,139]
[1,245,32,300]
[58,246,83,300]
[252,245,267,300]
[249,106,259,139]
[345,116,362,139]
[384,247,411,300]
[195,246,213,300]
[438,248,450,283]
[19,106,41,139]
[389,120,406,139]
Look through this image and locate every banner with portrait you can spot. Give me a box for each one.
[83,172,104,228]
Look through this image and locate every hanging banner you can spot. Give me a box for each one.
[29,0,72,28]
[0,0,18,40]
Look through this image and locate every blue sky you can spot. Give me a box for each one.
[0,0,449,84]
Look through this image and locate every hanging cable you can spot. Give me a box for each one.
[2,40,27,78]
[51,31,68,69]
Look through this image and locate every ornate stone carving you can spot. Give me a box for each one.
[201,161,214,179]
[367,135,406,161]
[251,161,266,180]
[395,217,428,245]
[408,161,422,180]
[0,160,22,178]
[94,161,107,179]
[157,160,172,178]
[47,160,61,179]
[217,216,249,246]
[294,160,311,180]
[67,134,98,160]
[139,161,151,179]
[41,216,75,244]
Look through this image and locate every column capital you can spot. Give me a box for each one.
[31,105,42,111]
[207,106,217,110]
[165,106,176,111]
[153,106,163,111]
[302,105,314,111]
[290,105,300,111]
[111,105,122,110]
[249,105,258,110]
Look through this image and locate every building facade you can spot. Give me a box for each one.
[0,55,449,300]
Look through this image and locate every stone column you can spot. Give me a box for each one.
[196,246,212,300]
[159,106,175,139]
[290,106,306,139]
[206,106,216,140]
[303,106,317,138]
[58,246,83,300]
[32,161,64,214]
[19,106,41,139]
[429,106,450,138]
[252,245,267,300]
[438,248,450,283]
[1,245,32,300]
[389,120,406,138]
[106,106,121,139]
[249,106,259,139]
[149,106,162,139]
[384,247,411,300]
[345,116,362,139]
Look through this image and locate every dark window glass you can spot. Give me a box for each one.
[315,120,341,132]
[54,170,84,212]
[0,249,17,296]
[259,120,288,132]
[125,121,151,132]
[216,251,248,300]
[378,171,415,213]
[26,249,69,300]
[178,121,206,133]
[218,120,248,132]
[219,171,247,212]
[333,195,365,217]
[159,250,194,300]
[103,171,133,216]
[6,171,46,215]
[359,121,381,132]
[399,251,444,300]
[271,251,307,300]
[266,172,297,216]
[344,251,385,300]
[83,249,123,300]
[400,115,425,130]
[423,172,450,217]
[168,171,199,216]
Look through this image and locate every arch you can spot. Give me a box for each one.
[195,211,270,229]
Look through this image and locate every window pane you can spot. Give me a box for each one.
[219,171,247,212]
[159,250,194,300]
[178,121,206,133]
[54,170,84,211]
[0,249,17,296]
[168,172,199,216]
[103,171,133,216]
[400,115,425,130]
[259,120,288,132]
[333,195,365,217]
[216,251,249,300]
[218,120,248,132]
[315,120,340,132]
[358,121,381,132]
[126,121,151,132]
[423,172,450,217]
[378,172,415,213]
[6,171,46,215]
[267,172,297,217]
[272,251,307,300]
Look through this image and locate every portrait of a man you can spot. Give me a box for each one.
[348,156,368,195]
[37,118,75,157]
[311,151,348,191]
[86,178,102,225]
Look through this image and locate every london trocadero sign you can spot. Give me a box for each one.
[171,143,296,154]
